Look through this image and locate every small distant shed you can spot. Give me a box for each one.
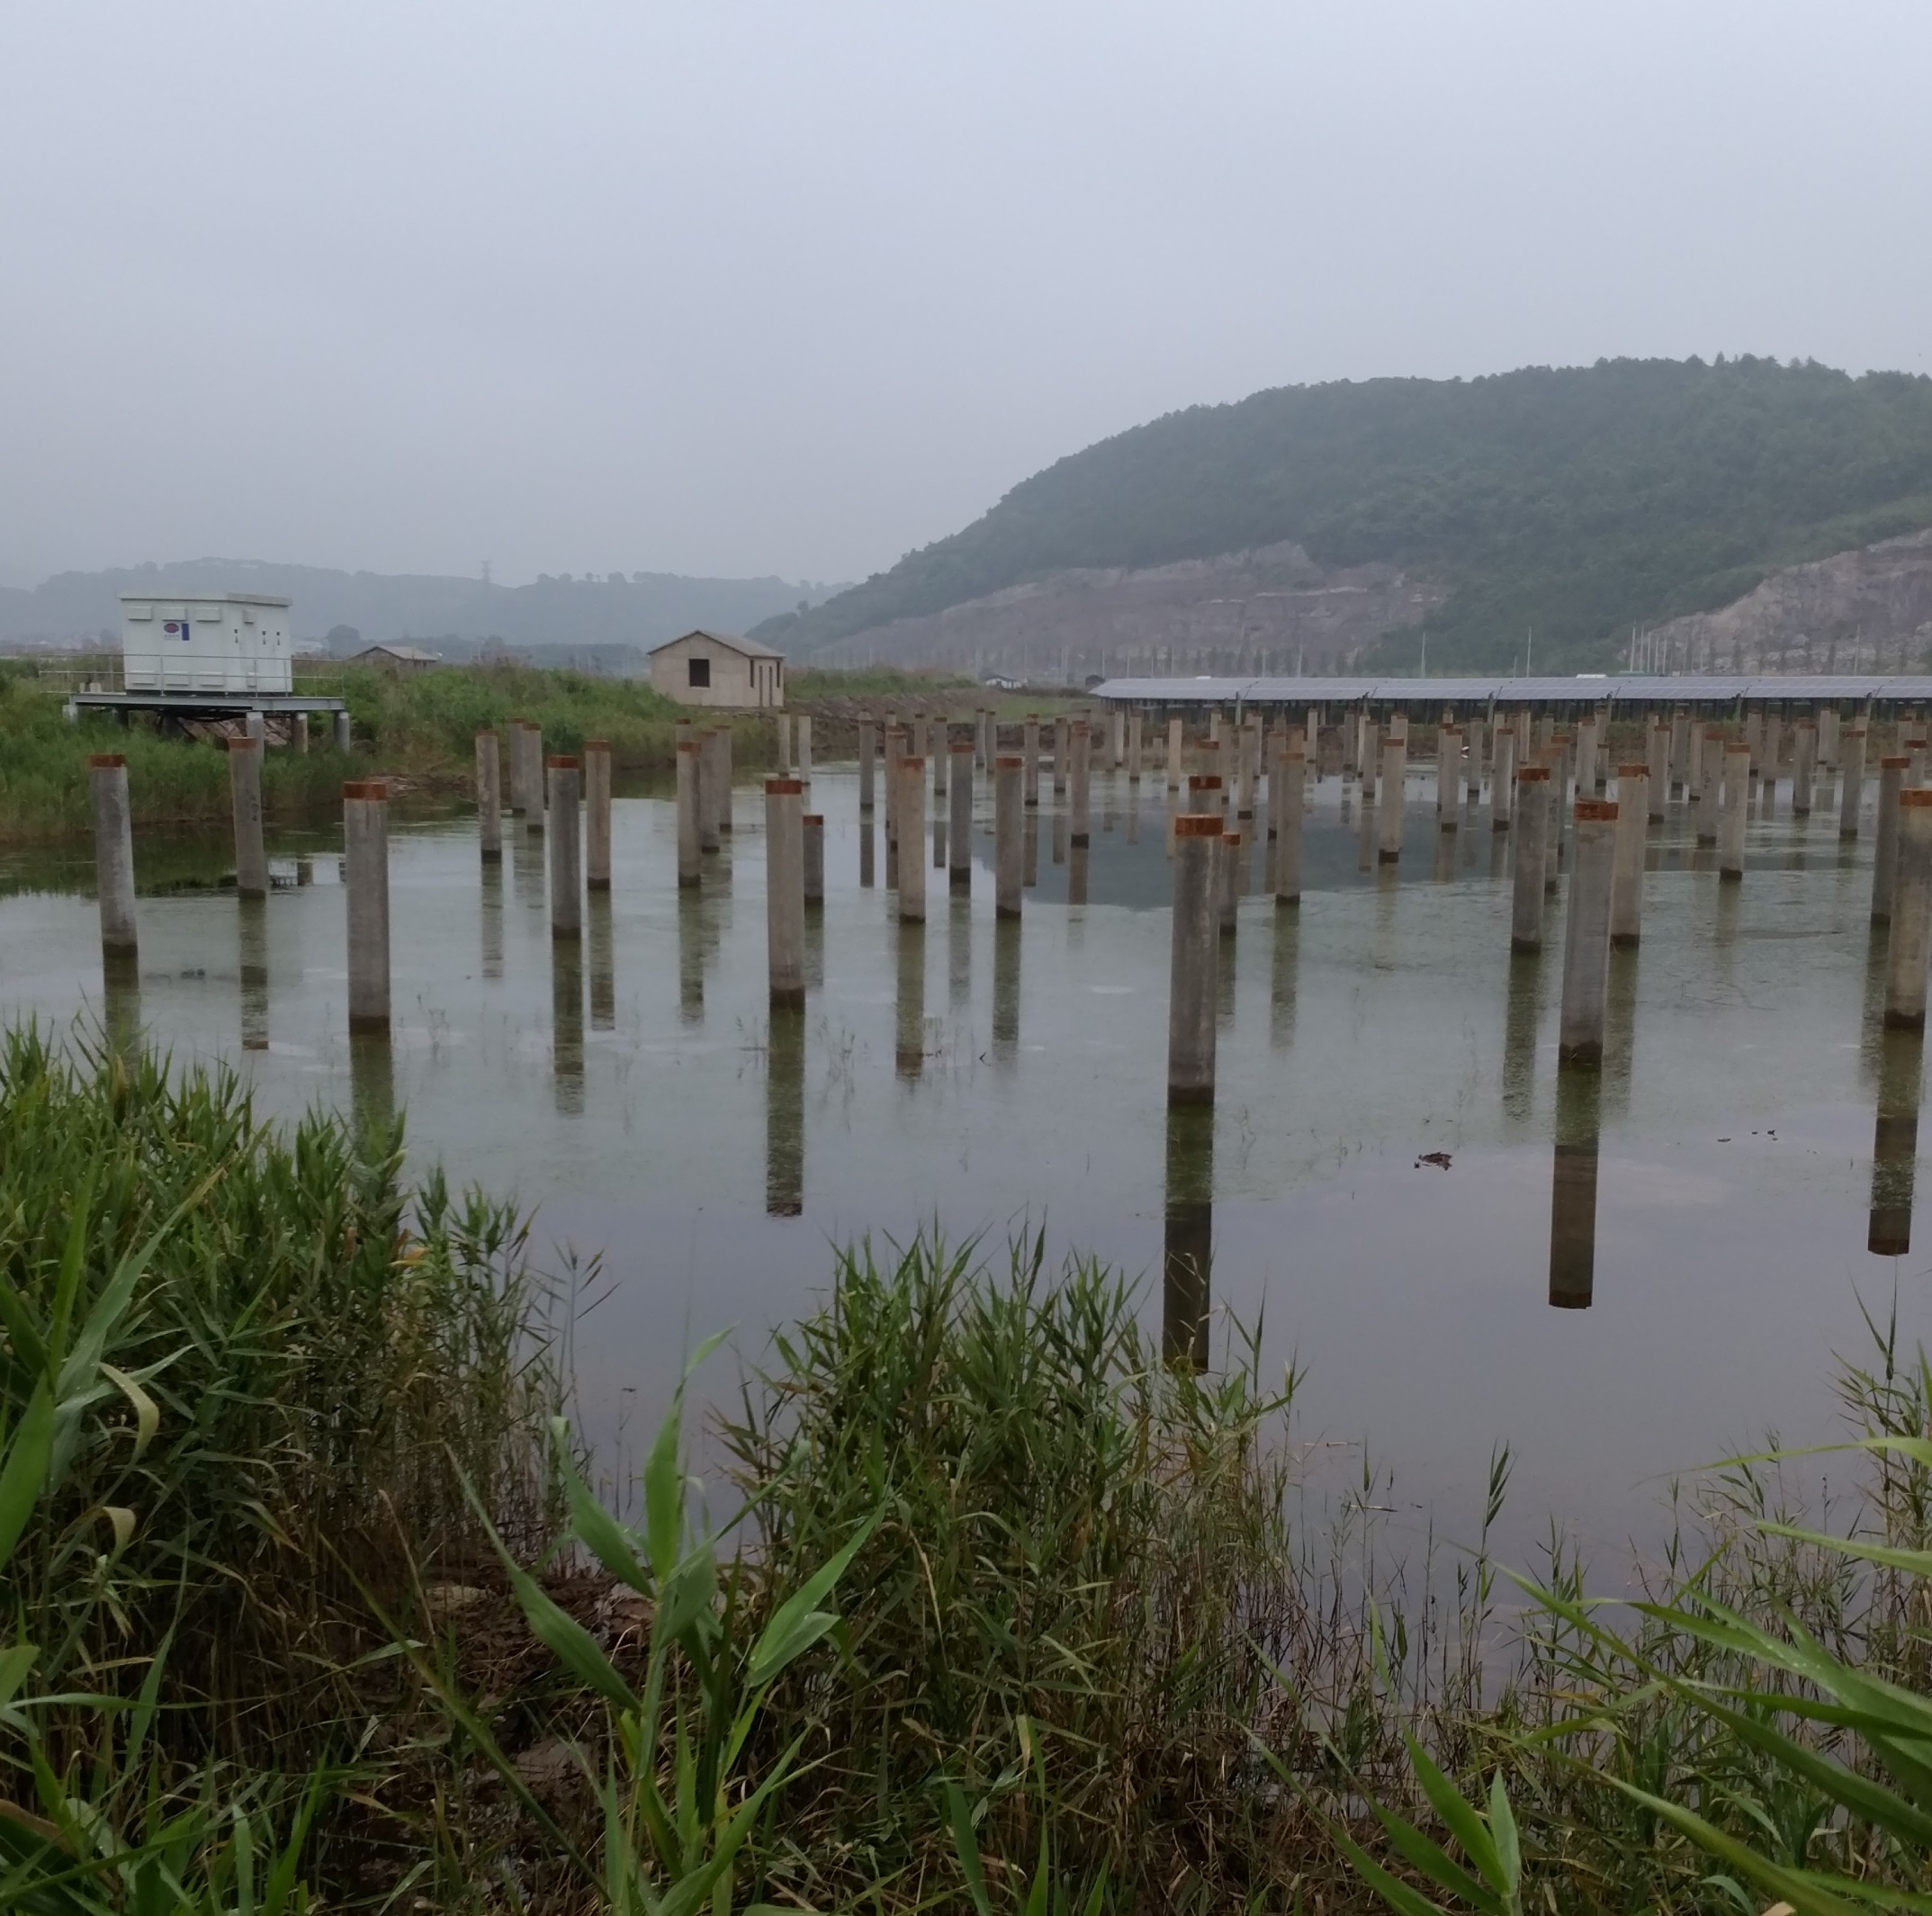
[121,591,292,694]
[647,630,785,709]
[351,643,441,674]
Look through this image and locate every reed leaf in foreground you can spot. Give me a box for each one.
[1338,1399,1932,1913]
[461,1340,874,1914]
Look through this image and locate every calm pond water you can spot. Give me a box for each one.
[1,760,1924,1572]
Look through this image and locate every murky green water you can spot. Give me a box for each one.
[1,760,1922,1571]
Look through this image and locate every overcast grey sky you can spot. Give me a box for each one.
[4,0,1928,589]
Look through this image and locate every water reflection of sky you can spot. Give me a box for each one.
[1,762,1925,1577]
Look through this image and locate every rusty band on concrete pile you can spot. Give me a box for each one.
[88,753,125,769]
[1575,798,1619,822]
[1174,814,1224,839]
[344,780,388,801]
[766,778,803,795]
[547,754,580,769]
[1518,766,1550,783]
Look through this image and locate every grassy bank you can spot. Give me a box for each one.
[7,1029,1931,1910]
[0,661,1049,841]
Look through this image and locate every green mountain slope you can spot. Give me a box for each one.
[758,356,1932,670]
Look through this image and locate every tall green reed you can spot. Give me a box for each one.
[0,1024,564,1795]
[717,1235,1306,1909]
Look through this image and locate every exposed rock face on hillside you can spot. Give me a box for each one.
[812,541,1445,679]
[1640,529,1932,674]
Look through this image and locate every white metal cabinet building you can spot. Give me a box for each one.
[120,592,293,694]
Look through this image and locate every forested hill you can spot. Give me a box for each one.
[756,357,1932,670]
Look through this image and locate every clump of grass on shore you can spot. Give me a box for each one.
[719,1236,1310,1908]
[0,1023,568,1898]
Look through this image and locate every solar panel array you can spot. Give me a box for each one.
[1089,675,1929,706]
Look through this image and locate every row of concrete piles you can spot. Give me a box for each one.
[1158,696,1932,1099]
[85,714,620,1045]
[89,688,1932,1063]
[84,692,1932,1329]
[1146,696,1932,1324]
